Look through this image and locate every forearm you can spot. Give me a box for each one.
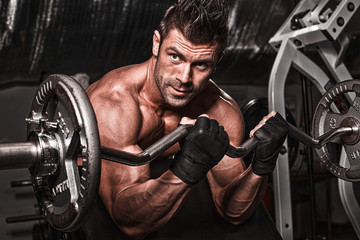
[213,166,268,225]
[211,111,287,224]
[112,170,191,239]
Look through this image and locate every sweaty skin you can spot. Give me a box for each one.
[87,28,270,239]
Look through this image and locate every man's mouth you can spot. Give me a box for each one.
[171,86,192,95]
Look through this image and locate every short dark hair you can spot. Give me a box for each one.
[158,0,229,55]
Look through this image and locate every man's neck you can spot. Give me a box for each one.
[140,56,171,115]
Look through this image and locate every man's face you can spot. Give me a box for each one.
[153,28,220,108]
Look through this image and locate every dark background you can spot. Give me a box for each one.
[0,0,360,239]
[0,0,295,85]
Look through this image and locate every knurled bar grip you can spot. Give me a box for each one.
[0,142,40,169]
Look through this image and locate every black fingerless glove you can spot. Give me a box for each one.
[170,117,229,184]
[252,113,289,176]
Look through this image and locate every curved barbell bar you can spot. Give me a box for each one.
[100,122,357,166]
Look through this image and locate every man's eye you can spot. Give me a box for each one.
[196,63,207,71]
[170,54,180,62]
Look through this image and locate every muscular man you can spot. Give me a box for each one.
[86,0,288,239]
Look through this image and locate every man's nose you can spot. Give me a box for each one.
[177,64,192,84]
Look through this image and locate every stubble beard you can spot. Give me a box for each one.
[154,61,195,108]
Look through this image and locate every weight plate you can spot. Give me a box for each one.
[312,79,360,182]
[27,74,101,231]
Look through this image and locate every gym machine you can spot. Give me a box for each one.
[268,0,360,239]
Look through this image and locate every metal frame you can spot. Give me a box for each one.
[267,0,360,239]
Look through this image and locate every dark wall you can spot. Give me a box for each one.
[0,0,296,85]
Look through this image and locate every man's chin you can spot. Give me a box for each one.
[166,97,191,108]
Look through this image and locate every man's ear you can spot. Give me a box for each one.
[152,30,161,57]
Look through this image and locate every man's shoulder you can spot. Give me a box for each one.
[200,81,241,113]
[202,81,245,144]
[102,63,146,89]
[86,66,145,142]
[199,81,244,124]
[85,65,148,126]
[87,63,146,101]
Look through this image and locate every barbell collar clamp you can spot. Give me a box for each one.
[26,117,59,131]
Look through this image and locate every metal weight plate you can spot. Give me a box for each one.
[26,74,101,231]
[312,79,360,182]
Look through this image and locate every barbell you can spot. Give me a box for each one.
[0,74,359,232]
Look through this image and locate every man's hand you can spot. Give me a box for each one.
[170,116,229,184]
[251,111,289,176]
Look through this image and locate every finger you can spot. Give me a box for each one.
[268,110,277,117]
[198,113,209,119]
[195,116,210,129]
[180,116,196,125]
[259,118,267,125]
[249,128,256,138]
[250,119,267,137]
[250,126,261,138]
[209,119,220,134]
[249,111,278,137]
[260,111,278,125]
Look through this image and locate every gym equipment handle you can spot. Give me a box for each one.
[101,125,194,166]
[101,122,357,166]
